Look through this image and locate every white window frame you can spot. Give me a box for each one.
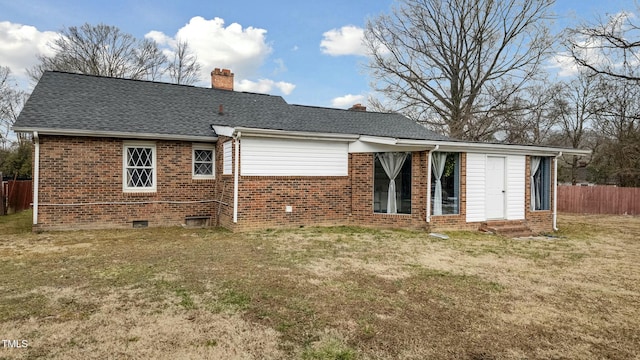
[192,144,215,179]
[123,141,157,192]
[223,141,232,175]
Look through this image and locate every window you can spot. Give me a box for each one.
[192,145,215,179]
[123,142,156,192]
[373,152,412,214]
[223,141,232,175]
[431,152,460,215]
[531,156,551,210]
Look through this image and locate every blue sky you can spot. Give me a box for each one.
[0,0,636,109]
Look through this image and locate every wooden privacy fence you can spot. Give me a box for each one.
[1,180,33,215]
[558,185,640,215]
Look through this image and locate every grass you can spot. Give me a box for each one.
[0,210,639,359]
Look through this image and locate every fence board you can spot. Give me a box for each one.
[558,185,640,215]
[2,180,33,214]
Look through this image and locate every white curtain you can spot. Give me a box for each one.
[431,152,448,215]
[377,152,408,214]
[530,156,541,210]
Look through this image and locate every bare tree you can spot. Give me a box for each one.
[28,23,167,82]
[552,71,601,184]
[167,40,202,85]
[566,10,640,82]
[0,67,27,148]
[590,78,640,186]
[364,0,555,140]
[494,80,562,145]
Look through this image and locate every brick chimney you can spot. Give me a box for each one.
[211,68,234,91]
[349,103,366,112]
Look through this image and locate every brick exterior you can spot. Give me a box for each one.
[350,152,429,229]
[35,136,219,230]
[34,136,555,233]
[211,68,234,91]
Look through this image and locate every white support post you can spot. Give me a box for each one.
[553,152,562,231]
[33,132,40,225]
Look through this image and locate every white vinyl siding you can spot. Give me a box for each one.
[241,137,348,176]
[506,155,526,220]
[223,141,232,175]
[466,153,486,222]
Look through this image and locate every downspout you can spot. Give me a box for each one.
[553,152,562,231]
[32,131,39,226]
[426,145,439,222]
[233,131,241,223]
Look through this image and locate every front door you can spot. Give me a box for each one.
[486,156,506,219]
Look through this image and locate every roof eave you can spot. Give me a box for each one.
[397,139,591,156]
[12,127,217,142]
[211,125,360,141]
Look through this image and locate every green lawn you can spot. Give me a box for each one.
[0,210,638,359]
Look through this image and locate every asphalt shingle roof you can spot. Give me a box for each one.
[14,71,450,141]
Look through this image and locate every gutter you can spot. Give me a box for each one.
[553,151,562,231]
[32,131,39,226]
[397,139,591,157]
[12,127,217,143]
[426,145,439,223]
[233,131,241,223]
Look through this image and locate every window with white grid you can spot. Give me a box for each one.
[192,145,215,179]
[123,142,156,192]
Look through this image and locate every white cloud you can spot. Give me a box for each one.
[320,25,368,56]
[272,58,287,75]
[236,78,296,95]
[331,94,365,108]
[0,21,59,84]
[146,16,273,83]
[549,52,579,77]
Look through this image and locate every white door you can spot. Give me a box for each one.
[486,156,506,219]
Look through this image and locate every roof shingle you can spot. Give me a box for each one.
[14,71,450,141]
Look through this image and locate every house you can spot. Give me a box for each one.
[13,70,589,233]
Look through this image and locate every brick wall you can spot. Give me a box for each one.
[234,176,351,230]
[36,136,218,230]
[350,152,429,229]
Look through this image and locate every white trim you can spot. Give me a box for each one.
[349,140,431,153]
[13,127,217,142]
[233,132,240,223]
[16,125,590,157]
[396,139,590,157]
[211,125,360,142]
[192,144,216,179]
[33,131,39,225]
[211,126,235,137]
[122,141,157,193]
[359,135,398,145]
